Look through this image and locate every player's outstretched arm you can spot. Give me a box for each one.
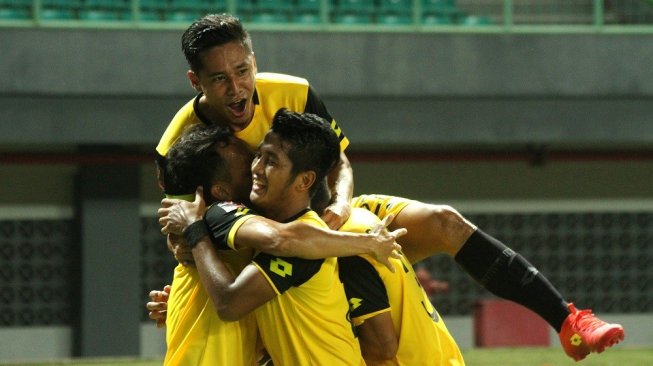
[159,187,405,271]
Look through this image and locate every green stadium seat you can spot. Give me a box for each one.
[460,15,493,26]
[41,0,82,20]
[379,0,411,12]
[257,0,292,11]
[293,0,323,24]
[79,0,130,21]
[422,0,457,13]
[337,0,374,11]
[139,0,167,21]
[0,0,32,20]
[251,11,289,23]
[422,0,463,23]
[167,0,227,22]
[333,0,374,24]
[422,13,453,25]
[377,12,412,25]
[292,12,321,24]
[333,12,372,24]
[296,0,322,11]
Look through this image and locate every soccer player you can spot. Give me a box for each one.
[166,109,380,365]
[155,13,624,361]
[155,121,404,365]
[339,207,465,365]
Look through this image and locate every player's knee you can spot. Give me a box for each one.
[425,205,475,253]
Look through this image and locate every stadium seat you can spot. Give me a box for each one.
[332,0,374,24]
[422,13,453,25]
[379,0,411,12]
[293,0,323,24]
[79,0,130,21]
[333,12,372,24]
[250,11,289,23]
[0,0,32,20]
[422,0,463,22]
[167,0,227,22]
[139,0,167,21]
[378,0,412,25]
[40,0,82,20]
[460,14,494,26]
[377,12,412,25]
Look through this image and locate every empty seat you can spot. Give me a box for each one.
[79,0,130,21]
[422,13,453,25]
[139,0,167,21]
[167,0,226,22]
[460,14,493,26]
[41,0,81,20]
[0,0,32,20]
[332,0,374,24]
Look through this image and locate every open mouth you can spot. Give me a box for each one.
[228,99,247,116]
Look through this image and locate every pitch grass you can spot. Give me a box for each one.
[1,347,651,366]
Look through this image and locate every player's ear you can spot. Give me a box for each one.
[251,54,257,74]
[210,183,231,201]
[296,171,316,193]
[187,70,202,92]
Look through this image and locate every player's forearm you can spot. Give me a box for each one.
[191,239,241,320]
[274,221,381,259]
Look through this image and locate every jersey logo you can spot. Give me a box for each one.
[270,258,293,277]
[235,207,251,217]
[330,120,343,138]
[219,201,247,213]
[349,298,363,311]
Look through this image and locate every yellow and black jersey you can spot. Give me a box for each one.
[339,208,465,366]
[206,204,364,366]
[164,264,258,366]
[156,72,349,196]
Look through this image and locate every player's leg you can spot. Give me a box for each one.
[354,194,624,361]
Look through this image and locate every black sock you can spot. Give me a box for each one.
[455,229,570,332]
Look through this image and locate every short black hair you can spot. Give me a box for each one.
[181,13,253,72]
[269,109,340,197]
[166,124,233,202]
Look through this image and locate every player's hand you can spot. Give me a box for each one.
[168,233,195,267]
[147,285,171,328]
[321,200,352,230]
[158,187,206,235]
[369,214,407,273]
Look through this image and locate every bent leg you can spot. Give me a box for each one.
[387,202,476,263]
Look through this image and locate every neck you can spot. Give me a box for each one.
[261,196,311,222]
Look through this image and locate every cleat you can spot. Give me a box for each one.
[558,303,625,361]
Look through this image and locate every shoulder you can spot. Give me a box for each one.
[206,201,255,222]
[256,72,309,87]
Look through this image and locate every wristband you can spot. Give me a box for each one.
[183,220,209,249]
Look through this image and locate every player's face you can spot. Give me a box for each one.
[191,41,257,131]
[216,137,254,203]
[249,132,297,216]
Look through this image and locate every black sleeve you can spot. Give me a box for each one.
[304,85,333,122]
[204,202,257,250]
[338,256,390,319]
[305,85,347,147]
[253,253,324,294]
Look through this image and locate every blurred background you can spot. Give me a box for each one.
[1,0,652,362]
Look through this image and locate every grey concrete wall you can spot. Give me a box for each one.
[1,28,653,148]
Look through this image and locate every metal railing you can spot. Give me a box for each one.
[0,0,652,32]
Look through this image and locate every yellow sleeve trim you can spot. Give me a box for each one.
[227,214,257,250]
[251,261,282,296]
[351,307,392,327]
